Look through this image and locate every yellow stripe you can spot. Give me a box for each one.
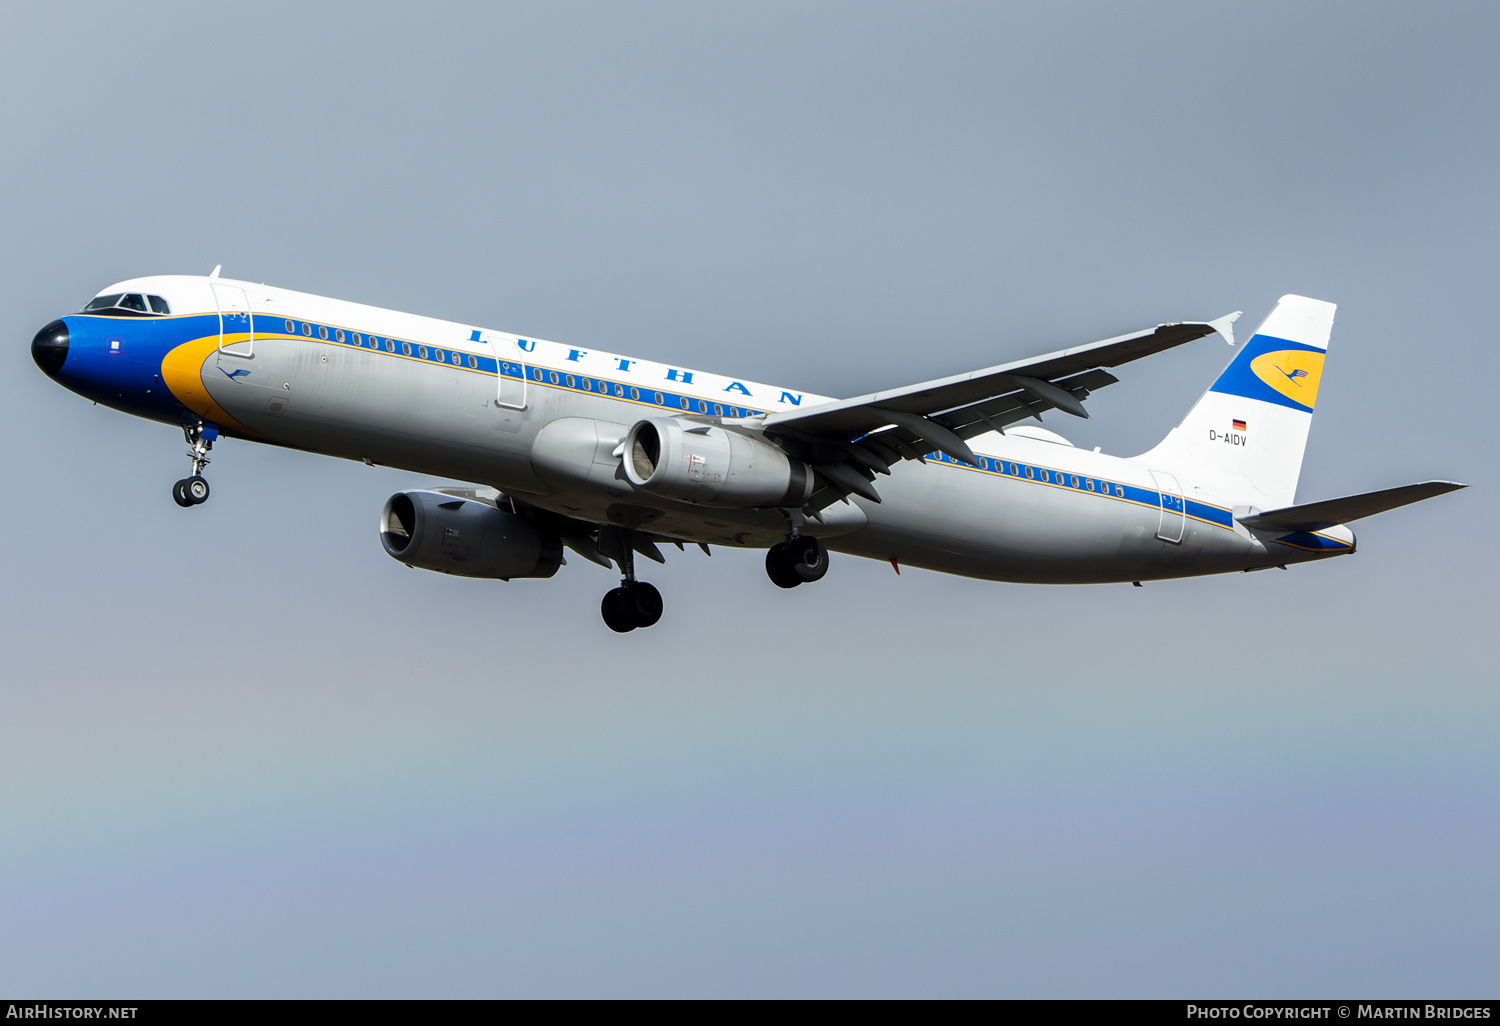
[160,334,258,436]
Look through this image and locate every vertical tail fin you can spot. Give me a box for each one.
[1139,295,1336,508]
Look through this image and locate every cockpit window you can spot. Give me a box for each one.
[82,292,171,316]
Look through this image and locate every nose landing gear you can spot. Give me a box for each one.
[172,476,210,507]
[172,422,216,507]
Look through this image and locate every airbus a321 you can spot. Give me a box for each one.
[31,271,1464,631]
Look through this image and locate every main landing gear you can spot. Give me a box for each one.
[765,534,829,589]
[172,422,216,507]
[602,582,663,633]
[599,534,663,633]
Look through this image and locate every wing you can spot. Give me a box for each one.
[761,313,1240,507]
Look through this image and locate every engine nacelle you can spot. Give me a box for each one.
[380,491,562,579]
[622,418,813,507]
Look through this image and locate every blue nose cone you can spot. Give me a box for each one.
[32,319,69,378]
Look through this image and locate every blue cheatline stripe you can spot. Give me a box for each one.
[921,450,1236,531]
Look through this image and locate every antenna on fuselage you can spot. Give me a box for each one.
[208,264,221,280]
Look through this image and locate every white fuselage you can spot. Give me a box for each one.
[50,274,1355,585]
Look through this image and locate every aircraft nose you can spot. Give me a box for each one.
[31,319,68,378]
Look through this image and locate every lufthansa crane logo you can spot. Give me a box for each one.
[1249,349,1324,411]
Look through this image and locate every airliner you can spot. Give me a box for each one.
[31,269,1464,631]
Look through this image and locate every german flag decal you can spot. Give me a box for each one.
[1232,419,1247,431]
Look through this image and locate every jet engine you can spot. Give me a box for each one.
[621,418,813,507]
[380,491,563,579]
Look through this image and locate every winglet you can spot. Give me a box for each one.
[1208,310,1242,347]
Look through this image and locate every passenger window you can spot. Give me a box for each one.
[335,329,345,342]
[386,339,395,352]
[467,355,476,368]
[631,387,640,400]
[1086,479,1095,491]
[419,346,429,359]
[680,397,690,409]
[434,350,444,362]
[148,295,170,314]
[1071,475,1079,487]
[714,404,723,416]
[285,319,296,332]
[1025,467,1034,479]
[1115,485,1124,497]
[549,371,559,384]
[402,343,412,355]
[566,375,575,388]
[302,323,312,336]
[615,383,624,397]
[319,326,329,339]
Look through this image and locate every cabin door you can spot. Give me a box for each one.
[491,351,526,409]
[213,283,254,359]
[480,333,526,432]
[1150,470,1185,543]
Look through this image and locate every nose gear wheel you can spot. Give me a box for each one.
[172,422,216,507]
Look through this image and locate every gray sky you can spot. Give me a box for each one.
[1,1,1495,997]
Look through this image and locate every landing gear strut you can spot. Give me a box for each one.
[766,534,829,589]
[172,422,215,507]
[599,533,663,632]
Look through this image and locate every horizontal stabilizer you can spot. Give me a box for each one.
[1237,480,1467,531]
